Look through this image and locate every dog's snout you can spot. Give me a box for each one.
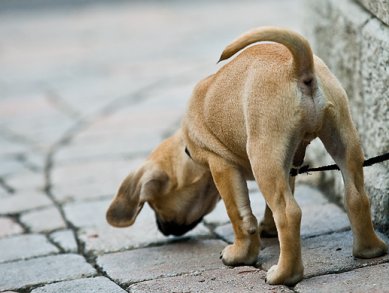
[156,216,203,236]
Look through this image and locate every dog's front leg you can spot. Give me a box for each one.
[208,156,259,266]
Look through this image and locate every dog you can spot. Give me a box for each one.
[107,27,388,286]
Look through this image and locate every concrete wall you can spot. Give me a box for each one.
[303,0,389,234]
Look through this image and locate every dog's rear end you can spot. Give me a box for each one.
[182,27,387,285]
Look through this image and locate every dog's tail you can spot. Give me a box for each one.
[219,27,315,92]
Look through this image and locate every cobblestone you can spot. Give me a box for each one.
[20,206,67,233]
[129,267,293,293]
[0,216,24,238]
[0,234,58,263]
[97,239,226,285]
[0,254,96,291]
[295,263,389,293]
[49,229,78,253]
[31,276,126,293]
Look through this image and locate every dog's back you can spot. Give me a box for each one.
[183,28,330,172]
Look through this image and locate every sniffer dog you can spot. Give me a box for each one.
[106,27,387,285]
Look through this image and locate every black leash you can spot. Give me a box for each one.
[290,152,389,177]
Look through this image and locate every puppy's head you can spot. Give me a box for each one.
[106,132,220,236]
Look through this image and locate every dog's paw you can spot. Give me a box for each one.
[265,265,303,286]
[353,237,388,259]
[220,243,258,266]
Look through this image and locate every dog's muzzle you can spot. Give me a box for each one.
[156,216,203,236]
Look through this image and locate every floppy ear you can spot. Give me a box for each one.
[106,168,168,228]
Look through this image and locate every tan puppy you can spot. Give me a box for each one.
[181,27,387,285]
[106,130,220,236]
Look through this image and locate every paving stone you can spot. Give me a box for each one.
[63,198,112,228]
[0,191,52,215]
[64,200,211,254]
[0,216,24,238]
[5,170,44,193]
[97,239,226,285]
[295,262,389,293]
[51,158,144,203]
[31,276,126,293]
[49,229,78,253]
[0,136,29,157]
[129,266,293,293]
[0,254,96,291]
[0,234,58,263]
[258,231,389,279]
[0,157,27,177]
[20,206,66,233]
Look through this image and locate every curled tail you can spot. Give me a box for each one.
[219,27,316,93]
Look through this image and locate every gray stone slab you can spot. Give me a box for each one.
[31,276,126,293]
[0,157,27,177]
[0,254,96,291]
[357,0,389,25]
[0,234,58,263]
[63,198,112,228]
[258,231,389,279]
[129,267,293,293]
[295,262,389,293]
[0,192,52,215]
[302,0,369,205]
[97,239,226,285]
[6,170,44,193]
[0,216,24,238]
[49,229,78,253]
[304,0,389,234]
[20,206,67,233]
[360,19,389,232]
[360,19,389,158]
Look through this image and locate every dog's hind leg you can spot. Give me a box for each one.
[208,155,260,266]
[248,138,304,286]
[319,108,388,259]
[260,176,296,238]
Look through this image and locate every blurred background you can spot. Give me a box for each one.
[0,0,303,202]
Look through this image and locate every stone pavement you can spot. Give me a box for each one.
[0,0,388,292]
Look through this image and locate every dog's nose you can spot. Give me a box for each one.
[156,216,203,236]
